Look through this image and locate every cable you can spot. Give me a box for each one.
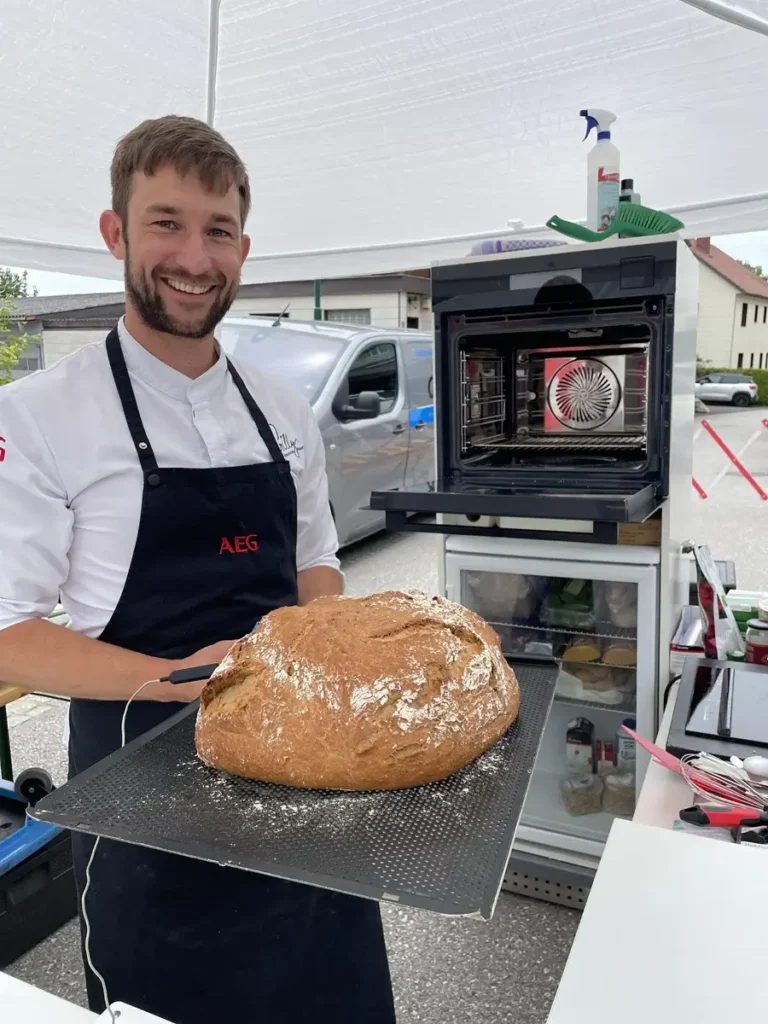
[80,677,160,1023]
[662,674,682,711]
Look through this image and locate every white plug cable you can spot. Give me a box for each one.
[80,677,159,1023]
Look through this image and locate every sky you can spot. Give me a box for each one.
[9,231,768,296]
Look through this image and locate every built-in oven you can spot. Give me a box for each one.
[371,237,697,535]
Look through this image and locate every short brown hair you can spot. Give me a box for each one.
[111,115,251,227]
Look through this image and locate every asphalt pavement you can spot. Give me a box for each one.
[6,406,767,1021]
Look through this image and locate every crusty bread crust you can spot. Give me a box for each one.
[195,590,520,790]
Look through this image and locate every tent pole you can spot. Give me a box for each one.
[679,0,768,36]
[206,0,222,126]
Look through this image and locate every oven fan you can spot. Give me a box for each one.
[547,358,622,431]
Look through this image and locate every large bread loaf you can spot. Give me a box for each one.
[195,590,520,790]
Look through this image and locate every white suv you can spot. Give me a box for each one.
[695,372,758,407]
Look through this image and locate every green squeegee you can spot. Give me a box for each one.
[547,203,684,242]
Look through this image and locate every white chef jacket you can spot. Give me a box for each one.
[0,318,340,639]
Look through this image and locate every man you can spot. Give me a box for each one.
[0,115,395,1024]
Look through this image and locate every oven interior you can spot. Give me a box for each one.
[454,308,655,473]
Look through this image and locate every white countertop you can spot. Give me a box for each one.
[546,817,768,1023]
[0,973,175,1022]
[633,682,691,831]
[1,972,96,1022]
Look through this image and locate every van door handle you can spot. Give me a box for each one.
[413,421,425,430]
[392,424,406,435]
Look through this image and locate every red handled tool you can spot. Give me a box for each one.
[680,804,768,844]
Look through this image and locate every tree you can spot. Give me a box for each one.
[738,260,768,281]
[0,267,37,300]
[0,267,41,385]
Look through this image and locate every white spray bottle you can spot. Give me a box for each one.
[580,109,620,232]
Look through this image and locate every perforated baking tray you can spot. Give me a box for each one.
[32,665,555,920]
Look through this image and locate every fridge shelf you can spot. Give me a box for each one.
[489,619,638,643]
[557,659,635,672]
[553,691,636,716]
[522,769,624,845]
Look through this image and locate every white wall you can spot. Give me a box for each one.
[43,329,105,366]
[696,262,737,365]
[731,293,768,370]
[230,289,433,332]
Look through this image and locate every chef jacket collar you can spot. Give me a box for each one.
[117,316,227,404]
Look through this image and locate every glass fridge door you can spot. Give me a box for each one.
[445,552,658,859]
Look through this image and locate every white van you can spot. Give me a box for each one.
[217,317,434,547]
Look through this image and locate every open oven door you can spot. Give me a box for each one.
[369,479,661,542]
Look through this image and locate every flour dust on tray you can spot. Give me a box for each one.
[195,590,520,790]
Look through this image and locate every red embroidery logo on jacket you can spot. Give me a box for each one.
[220,534,259,554]
[0,437,5,463]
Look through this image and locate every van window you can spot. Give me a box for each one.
[347,342,399,413]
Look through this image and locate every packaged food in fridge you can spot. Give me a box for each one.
[465,572,537,623]
[600,581,638,629]
[616,717,637,775]
[596,740,616,776]
[562,635,600,663]
[602,772,636,816]
[602,642,637,667]
[542,579,595,630]
[561,775,604,816]
[556,664,625,705]
[565,717,594,776]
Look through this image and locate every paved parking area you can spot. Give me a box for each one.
[6,408,767,1021]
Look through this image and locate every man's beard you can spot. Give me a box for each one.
[124,246,238,339]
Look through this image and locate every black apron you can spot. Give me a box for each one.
[68,327,395,1024]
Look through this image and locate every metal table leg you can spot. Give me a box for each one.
[0,706,12,780]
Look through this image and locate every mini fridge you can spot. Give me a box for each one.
[444,534,660,898]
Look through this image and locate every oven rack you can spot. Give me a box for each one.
[471,434,647,450]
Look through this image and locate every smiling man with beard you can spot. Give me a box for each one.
[0,116,395,1024]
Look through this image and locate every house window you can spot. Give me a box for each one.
[756,305,760,323]
[742,303,749,326]
[763,307,767,324]
[406,316,420,330]
[737,353,744,367]
[5,340,43,379]
[750,353,755,368]
[761,354,764,369]
[324,309,371,326]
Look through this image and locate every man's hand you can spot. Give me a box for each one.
[297,565,343,605]
[166,639,238,703]
[0,621,239,703]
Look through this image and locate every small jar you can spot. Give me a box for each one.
[745,618,768,665]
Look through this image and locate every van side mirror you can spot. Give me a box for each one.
[333,390,382,421]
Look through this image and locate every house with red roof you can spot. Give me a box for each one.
[691,237,768,370]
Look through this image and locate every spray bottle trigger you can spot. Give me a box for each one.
[581,114,598,141]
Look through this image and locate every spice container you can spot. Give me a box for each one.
[616,717,636,775]
[602,772,636,816]
[745,618,768,665]
[561,775,604,817]
[565,717,595,776]
[595,740,616,777]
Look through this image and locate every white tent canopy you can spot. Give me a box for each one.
[2,0,768,284]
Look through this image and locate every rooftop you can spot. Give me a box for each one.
[690,238,768,300]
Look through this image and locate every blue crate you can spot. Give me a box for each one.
[0,779,62,877]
